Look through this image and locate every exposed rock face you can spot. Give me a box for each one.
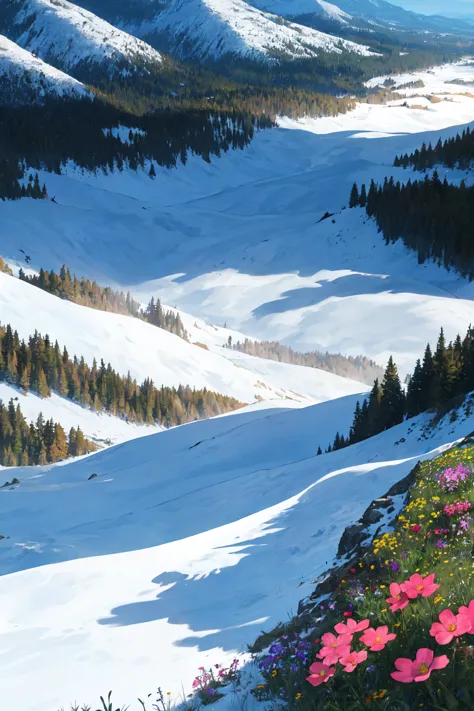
[297,463,420,619]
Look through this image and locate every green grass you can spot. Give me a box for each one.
[253,444,474,711]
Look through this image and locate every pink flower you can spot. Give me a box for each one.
[306,662,335,687]
[334,618,370,635]
[391,648,449,683]
[340,650,368,673]
[386,582,410,612]
[360,625,396,651]
[458,600,474,632]
[401,573,439,599]
[318,632,352,666]
[411,524,421,533]
[430,609,471,645]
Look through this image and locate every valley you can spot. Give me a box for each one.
[1,1,474,707]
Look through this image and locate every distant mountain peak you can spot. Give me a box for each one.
[0,0,166,79]
[0,33,91,105]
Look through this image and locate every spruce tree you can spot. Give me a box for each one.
[380,356,405,430]
[349,183,359,209]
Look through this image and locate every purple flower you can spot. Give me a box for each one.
[436,539,447,548]
[390,561,401,572]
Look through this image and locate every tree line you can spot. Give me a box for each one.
[0,324,243,428]
[393,126,474,171]
[18,265,187,340]
[0,161,48,202]
[324,326,474,453]
[349,175,474,279]
[0,398,96,467]
[0,97,273,200]
[228,336,383,385]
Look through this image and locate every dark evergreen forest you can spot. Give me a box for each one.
[0,324,243,428]
[325,326,474,454]
[0,398,96,468]
[394,126,474,171]
[349,174,474,278]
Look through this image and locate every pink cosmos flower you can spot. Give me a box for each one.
[334,618,370,635]
[360,625,396,651]
[391,648,449,683]
[458,600,474,632]
[340,650,368,673]
[318,633,352,666]
[386,582,410,612]
[401,573,439,599]
[430,609,471,645]
[306,662,335,687]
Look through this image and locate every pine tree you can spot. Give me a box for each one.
[349,183,359,209]
[380,356,405,430]
[406,359,423,417]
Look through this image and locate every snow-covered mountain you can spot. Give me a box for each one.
[247,0,474,33]
[249,0,353,24]
[0,34,90,105]
[0,0,166,80]
[74,0,375,62]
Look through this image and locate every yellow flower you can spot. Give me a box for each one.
[271,670,278,677]
[380,585,386,589]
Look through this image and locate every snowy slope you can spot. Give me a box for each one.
[1,379,474,709]
[0,382,159,446]
[112,0,375,61]
[2,62,474,376]
[0,0,165,77]
[0,34,90,105]
[0,271,367,406]
[248,0,353,23]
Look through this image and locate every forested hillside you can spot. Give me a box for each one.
[0,399,96,467]
[394,125,474,171]
[230,337,383,384]
[328,325,474,453]
[19,266,187,340]
[0,324,244,427]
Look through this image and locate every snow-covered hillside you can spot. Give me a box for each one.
[0,34,90,105]
[3,62,474,376]
[3,53,474,711]
[0,0,165,77]
[113,0,375,61]
[0,382,159,446]
[1,376,474,709]
[0,271,367,406]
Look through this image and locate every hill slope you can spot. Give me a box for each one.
[1,377,474,709]
[0,270,367,406]
[0,0,166,79]
[0,34,90,105]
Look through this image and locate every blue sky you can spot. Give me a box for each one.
[394,0,474,15]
